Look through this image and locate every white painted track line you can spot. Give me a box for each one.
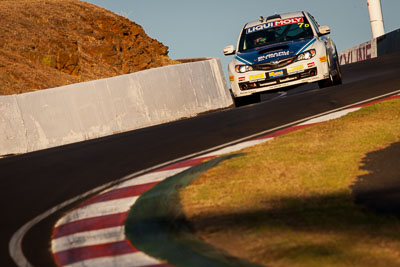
[299,107,361,125]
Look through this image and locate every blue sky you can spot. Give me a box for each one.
[84,0,400,73]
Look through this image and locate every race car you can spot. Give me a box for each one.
[224,11,342,106]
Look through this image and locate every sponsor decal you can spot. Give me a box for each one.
[249,73,266,81]
[307,62,315,68]
[238,76,246,82]
[246,22,274,34]
[275,17,303,27]
[229,75,235,81]
[268,70,284,78]
[298,22,310,28]
[319,56,327,62]
[339,42,373,65]
[287,65,304,74]
[246,17,303,34]
[258,51,289,62]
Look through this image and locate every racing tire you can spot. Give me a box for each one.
[332,57,343,85]
[318,73,333,89]
[319,50,342,89]
[233,93,261,107]
[318,53,335,89]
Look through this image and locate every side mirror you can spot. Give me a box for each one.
[223,45,236,56]
[319,26,331,36]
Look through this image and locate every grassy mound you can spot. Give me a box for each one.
[180,97,400,266]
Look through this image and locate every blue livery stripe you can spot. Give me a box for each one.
[236,55,252,65]
[296,37,316,55]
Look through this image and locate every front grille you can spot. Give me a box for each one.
[252,56,297,71]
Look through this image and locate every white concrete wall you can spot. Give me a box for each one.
[0,95,27,155]
[339,39,377,65]
[0,58,233,156]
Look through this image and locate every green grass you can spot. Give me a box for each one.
[180,97,400,266]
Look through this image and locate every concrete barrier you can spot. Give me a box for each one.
[377,28,400,57]
[0,95,27,155]
[0,58,233,156]
[339,27,400,65]
[339,39,377,65]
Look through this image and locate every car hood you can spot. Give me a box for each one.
[235,37,316,65]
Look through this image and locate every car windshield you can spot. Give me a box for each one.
[239,17,314,52]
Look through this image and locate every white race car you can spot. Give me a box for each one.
[224,11,342,106]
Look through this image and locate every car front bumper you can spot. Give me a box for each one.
[229,59,329,97]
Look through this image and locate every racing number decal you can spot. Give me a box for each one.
[298,23,310,28]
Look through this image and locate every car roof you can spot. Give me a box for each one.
[244,11,306,29]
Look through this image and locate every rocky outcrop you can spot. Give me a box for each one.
[0,0,179,95]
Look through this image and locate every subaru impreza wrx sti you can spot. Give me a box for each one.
[224,11,342,106]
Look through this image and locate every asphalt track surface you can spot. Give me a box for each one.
[1,51,400,267]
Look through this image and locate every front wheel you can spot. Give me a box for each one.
[319,50,342,89]
[318,73,334,89]
[233,93,261,107]
[332,58,343,85]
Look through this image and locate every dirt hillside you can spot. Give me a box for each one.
[0,0,179,95]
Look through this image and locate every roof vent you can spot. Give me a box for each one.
[267,14,281,21]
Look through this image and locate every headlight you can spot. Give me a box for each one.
[297,49,316,61]
[235,65,253,73]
